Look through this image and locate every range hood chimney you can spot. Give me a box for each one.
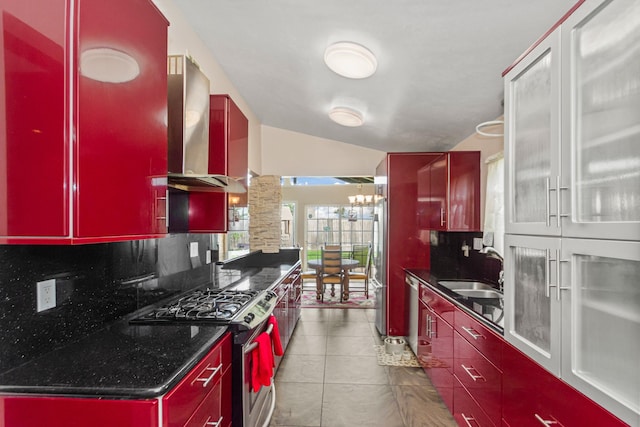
[167,55,245,193]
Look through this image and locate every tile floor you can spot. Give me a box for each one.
[269,308,457,427]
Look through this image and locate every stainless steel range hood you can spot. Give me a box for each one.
[167,55,245,193]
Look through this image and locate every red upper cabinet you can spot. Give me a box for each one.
[0,0,169,244]
[186,95,248,233]
[417,151,481,232]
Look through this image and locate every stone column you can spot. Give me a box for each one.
[248,175,282,253]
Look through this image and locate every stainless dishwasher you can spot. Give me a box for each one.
[405,274,419,354]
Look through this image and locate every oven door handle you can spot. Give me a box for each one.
[244,321,275,354]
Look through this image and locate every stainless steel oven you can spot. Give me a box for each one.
[236,319,278,427]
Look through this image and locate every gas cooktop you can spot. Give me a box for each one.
[130,288,276,331]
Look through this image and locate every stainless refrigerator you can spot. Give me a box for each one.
[372,194,387,335]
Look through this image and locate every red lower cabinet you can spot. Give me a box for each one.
[453,331,501,425]
[502,343,627,427]
[0,397,158,427]
[163,334,232,427]
[0,333,232,427]
[454,378,495,427]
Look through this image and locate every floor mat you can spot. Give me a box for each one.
[373,344,421,367]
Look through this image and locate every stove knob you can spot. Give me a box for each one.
[264,293,273,301]
[244,313,255,324]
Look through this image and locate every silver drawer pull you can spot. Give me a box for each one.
[461,326,483,340]
[535,413,560,426]
[461,413,477,427]
[204,416,223,427]
[195,363,222,387]
[461,364,485,382]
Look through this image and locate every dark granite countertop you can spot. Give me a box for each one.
[0,260,298,398]
[405,269,504,335]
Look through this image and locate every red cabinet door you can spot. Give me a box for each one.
[163,333,232,427]
[453,377,495,427]
[502,342,626,427]
[454,331,501,424]
[0,396,158,427]
[417,151,481,232]
[381,153,440,336]
[429,154,448,230]
[75,0,168,239]
[0,0,68,238]
[0,0,168,243]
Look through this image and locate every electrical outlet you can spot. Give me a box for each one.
[36,279,56,312]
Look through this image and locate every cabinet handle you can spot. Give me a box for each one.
[535,413,560,426]
[461,413,478,427]
[204,416,224,427]
[461,364,485,382]
[195,363,223,388]
[426,314,432,337]
[440,207,446,227]
[461,326,483,340]
[429,317,437,338]
[545,249,552,298]
[545,177,552,227]
[555,249,571,300]
[556,176,570,227]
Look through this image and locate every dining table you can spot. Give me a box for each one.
[307,258,360,300]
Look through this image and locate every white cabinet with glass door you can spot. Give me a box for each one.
[504,26,561,237]
[504,0,640,424]
[504,234,562,374]
[505,234,640,426]
[559,238,640,426]
[559,0,640,242]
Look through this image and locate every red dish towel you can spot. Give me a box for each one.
[251,332,274,392]
[250,315,285,392]
[269,315,284,357]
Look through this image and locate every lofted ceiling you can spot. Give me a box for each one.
[173,0,577,153]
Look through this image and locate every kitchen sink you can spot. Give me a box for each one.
[438,280,495,291]
[453,289,503,299]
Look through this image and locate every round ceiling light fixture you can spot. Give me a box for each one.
[329,106,364,127]
[324,42,377,79]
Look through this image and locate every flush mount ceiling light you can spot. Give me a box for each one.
[324,42,377,79]
[329,107,364,127]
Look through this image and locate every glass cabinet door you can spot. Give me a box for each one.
[504,28,562,237]
[504,235,561,375]
[560,238,640,426]
[561,0,640,241]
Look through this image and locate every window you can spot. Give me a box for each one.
[305,204,374,262]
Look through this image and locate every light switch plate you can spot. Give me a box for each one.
[473,238,483,250]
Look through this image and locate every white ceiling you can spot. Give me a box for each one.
[173,0,576,153]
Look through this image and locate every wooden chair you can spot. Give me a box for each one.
[300,269,317,292]
[319,247,344,301]
[348,243,372,298]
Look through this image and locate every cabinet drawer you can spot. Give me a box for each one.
[454,309,502,370]
[420,283,455,325]
[182,368,232,427]
[454,377,495,427]
[164,333,232,427]
[454,332,501,424]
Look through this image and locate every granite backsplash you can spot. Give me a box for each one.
[0,234,219,373]
[429,231,503,286]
